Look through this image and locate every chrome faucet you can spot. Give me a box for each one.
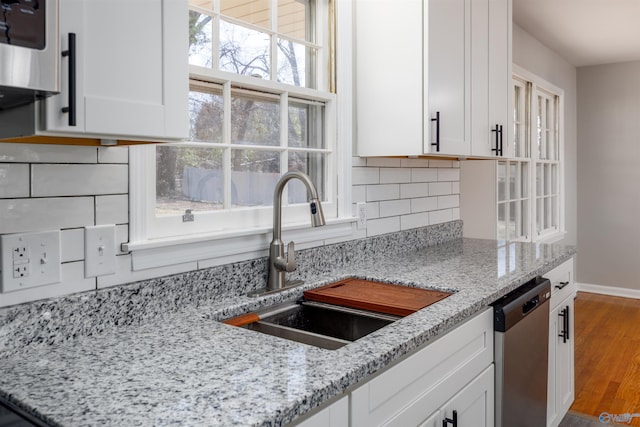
[249,171,325,297]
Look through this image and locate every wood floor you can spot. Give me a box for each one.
[571,292,640,426]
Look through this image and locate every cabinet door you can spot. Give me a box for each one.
[427,0,471,156]
[44,0,189,140]
[293,396,348,427]
[547,295,575,427]
[470,0,511,158]
[441,365,495,427]
[355,0,423,156]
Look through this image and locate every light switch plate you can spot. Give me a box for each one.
[1,230,61,293]
[85,225,116,277]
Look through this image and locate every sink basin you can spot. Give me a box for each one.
[228,300,400,350]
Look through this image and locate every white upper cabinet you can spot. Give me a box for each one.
[356,0,512,158]
[42,0,189,141]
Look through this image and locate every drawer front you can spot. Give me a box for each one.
[350,308,493,427]
[547,258,575,308]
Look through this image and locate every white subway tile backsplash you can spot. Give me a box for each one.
[438,168,460,182]
[411,168,438,183]
[61,228,85,262]
[97,254,198,289]
[438,194,460,209]
[32,164,128,197]
[429,209,454,225]
[366,158,402,167]
[0,164,29,198]
[400,183,428,199]
[116,224,129,255]
[401,212,429,230]
[351,202,380,219]
[98,146,129,164]
[96,195,129,225]
[367,184,400,201]
[352,167,380,185]
[400,158,430,168]
[379,199,411,217]
[351,157,367,167]
[0,261,95,308]
[352,185,366,203]
[366,216,400,236]
[0,197,94,234]
[429,159,454,168]
[411,196,438,213]
[452,181,460,194]
[380,168,411,184]
[0,143,97,163]
[429,182,452,196]
[452,208,460,220]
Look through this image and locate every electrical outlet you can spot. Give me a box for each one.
[1,230,61,293]
[357,202,367,230]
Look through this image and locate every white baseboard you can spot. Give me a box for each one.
[577,282,640,300]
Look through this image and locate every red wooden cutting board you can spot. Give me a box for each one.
[303,278,452,317]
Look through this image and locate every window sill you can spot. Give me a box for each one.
[124,217,357,271]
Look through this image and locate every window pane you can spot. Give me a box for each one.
[288,151,326,203]
[498,162,507,201]
[536,163,543,197]
[189,88,223,143]
[278,40,316,88]
[521,199,529,238]
[288,101,324,148]
[278,0,314,42]
[231,93,280,146]
[498,203,507,240]
[544,164,552,196]
[156,146,225,215]
[509,163,518,199]
[231,149,280,207]
[509,201,518,240]
[521,162,529,198]
[220,20,270,79]
[536,197,542,235]
[537,96,544,159]
[221,0,270,29]
[189,11,214,67]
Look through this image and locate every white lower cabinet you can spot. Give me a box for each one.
[546,259,576,427]
[294,396,349,427]
[350,308,494,427]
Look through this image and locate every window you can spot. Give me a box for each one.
[131,0,344,243]
[498,68,564,242]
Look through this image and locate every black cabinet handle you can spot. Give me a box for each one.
[61,32,77,127]
[443,410,458,427]
[431,111,440,152]
[558,306,569,343]
[555,281,570,290]
[491,124,503,156]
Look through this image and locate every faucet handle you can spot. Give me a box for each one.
[283,241,297,272]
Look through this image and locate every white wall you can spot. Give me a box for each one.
[512,24,578,249]
[576,61,640,292]
[0,142,459,307]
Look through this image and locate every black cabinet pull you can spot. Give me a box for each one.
[491,124,503,156]
[555,281,570,290]
[558,306,569,343]
[61,32,77,127]
[431,111,440,152]
[442,410,458,427]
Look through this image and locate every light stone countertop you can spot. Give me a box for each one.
[0,238,575,426]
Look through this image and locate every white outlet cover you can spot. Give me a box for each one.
[1,230,61,293]
[85,225,116,277]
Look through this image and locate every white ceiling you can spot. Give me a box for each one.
[512,0,640,67]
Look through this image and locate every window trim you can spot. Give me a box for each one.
[502,65,565,243]
[126,0,354,265]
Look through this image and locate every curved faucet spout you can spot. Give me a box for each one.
[268,171,326,291]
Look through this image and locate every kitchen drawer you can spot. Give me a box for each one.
[547,258,575,308]
[350,308,493,427]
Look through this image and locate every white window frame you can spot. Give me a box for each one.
[126,0,354,269]
[501,65,565,243]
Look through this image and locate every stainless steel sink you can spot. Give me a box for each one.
[235,300,400,350]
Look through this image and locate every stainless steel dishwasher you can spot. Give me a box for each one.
[493,276,551,427]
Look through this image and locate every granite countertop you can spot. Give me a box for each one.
[0,237,575,426]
